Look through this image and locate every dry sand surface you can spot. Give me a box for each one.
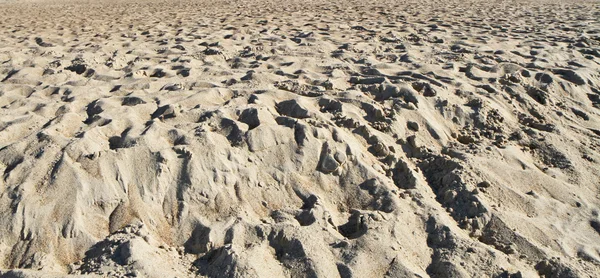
[0,0,600,276]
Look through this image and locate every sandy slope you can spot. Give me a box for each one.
[0,0,599,277]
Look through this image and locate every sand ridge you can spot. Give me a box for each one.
[0,0,600,277]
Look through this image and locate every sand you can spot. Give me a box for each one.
[0,0,599,277]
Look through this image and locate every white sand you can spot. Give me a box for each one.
[0,0,600,277]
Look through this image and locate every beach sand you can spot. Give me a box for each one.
[0,0,600,276]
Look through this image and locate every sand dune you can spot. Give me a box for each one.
[0,0,600,277]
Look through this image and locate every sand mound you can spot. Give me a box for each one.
[1,0,600,277]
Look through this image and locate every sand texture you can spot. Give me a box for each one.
[1,0,600,277]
